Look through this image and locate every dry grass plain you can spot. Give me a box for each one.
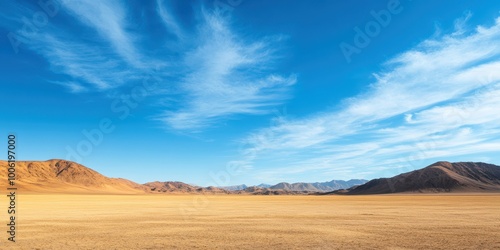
[6,194,500,249]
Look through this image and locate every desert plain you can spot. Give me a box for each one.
[4,194,500,249]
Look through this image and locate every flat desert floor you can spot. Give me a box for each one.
[6,194,500,249]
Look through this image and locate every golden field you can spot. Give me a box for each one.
[5,194,500,249]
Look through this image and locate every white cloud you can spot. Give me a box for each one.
[36,34,134,90]
[236,15,500,181]
[59,0,144,68]
[158,11,296,131]
[156,0,186,40]
[453,11,472,36]
[52,81,87,93]
[1,1,294,131]
[404,114,413,123]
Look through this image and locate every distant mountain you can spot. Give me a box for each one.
[256,183,271,188]
[1,160,332,195]
[220,184,248,191]
[145,181,198,192]
[236,186,311,195]
[9,160,498,195]
[342,162,500,194]
[269,179,367,192]
[218,183,271,191]
[0,159,148,194]
[145,181,230,194]
[221,180,366,192]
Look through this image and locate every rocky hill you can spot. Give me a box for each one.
[340,162,500,194]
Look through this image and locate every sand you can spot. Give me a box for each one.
[4,194,500,249]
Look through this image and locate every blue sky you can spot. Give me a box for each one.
[1,0,500,186]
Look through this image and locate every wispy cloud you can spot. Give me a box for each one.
[1,1,294,132]
[1,0,145,90]
[52,81,87,93]
[37,34,135,90]
[59,0,145,68]
[238,15,500,182]
[156,0,186,40]
[159,11,296,131]
[453,11,473,36]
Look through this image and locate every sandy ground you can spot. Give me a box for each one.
[4,194,500,249]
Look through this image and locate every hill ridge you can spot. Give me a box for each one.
[3,160,499,194]
[0,159,148,194]
[342,161,500,194]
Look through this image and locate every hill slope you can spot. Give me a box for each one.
[144,181,230,194]
[345,161,500,194]
[269,179,367,192]
[0,159,148,194]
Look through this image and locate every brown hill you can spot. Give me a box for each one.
[344,161,500,194]
[144,181,230,194]
[143,181,311,195]
[235,186,312,195]
[0,159,148,194]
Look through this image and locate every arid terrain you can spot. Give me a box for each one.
[2,160,499,249]
[6,194,500,249]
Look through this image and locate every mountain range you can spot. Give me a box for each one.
[144,181,230,194]
[334,161,500,194]
[220,180,366,192]
[1,159,499,194]
[268,179,367,192]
